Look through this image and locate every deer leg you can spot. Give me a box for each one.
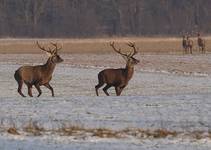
[184,48,187,55]
[27,84,33,97]
[44,83,54,97]
[103,84,111,96]
[95,83,104,96]
[115,87,122,96]
[199,47,201,53]
[190,47,193,54]
[115,86,125,96]
[17,80,26,97]
[35,84,42,97]
[202,47,205,54]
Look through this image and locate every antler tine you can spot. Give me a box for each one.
[127,42,138,56]
[110,42,128,57]
[51,42,62,52]
[127,42,135,47]
[36,41,52,53]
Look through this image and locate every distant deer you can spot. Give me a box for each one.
[182,35,188,54]
[95,42,140,96]
[186,35,193,54]
[197,33,205,53]
[14,41,63,97]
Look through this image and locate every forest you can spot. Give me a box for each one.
[0,0,211,37]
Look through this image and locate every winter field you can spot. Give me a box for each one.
[1,39,211,149]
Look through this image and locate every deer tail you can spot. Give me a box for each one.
[14,70,21,82]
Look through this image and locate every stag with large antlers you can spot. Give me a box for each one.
[14,41,63,97]
[95,42,140,96]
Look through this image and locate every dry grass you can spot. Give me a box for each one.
[189,131,205,140]
[143,129,178,138]
[58,124,122,138]
[57,126,178,139]
[92,128,122,138]
[7,127,20,135]
[23,120,44,136]
[1,37,211,54]
[121,128,178,139]
[58,125,87,136]
[2,121,211,140]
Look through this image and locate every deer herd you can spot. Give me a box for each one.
[182,33,206,54]
[14,33,206,97]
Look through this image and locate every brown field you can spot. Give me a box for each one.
[0,37,211,54]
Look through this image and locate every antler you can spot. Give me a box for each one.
[50,42,62,53]
[110,42,128,57]
[36,41,52,54]
[36,41,63,55]
[127,42,138,57]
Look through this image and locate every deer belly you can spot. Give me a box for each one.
[40,77,52,85]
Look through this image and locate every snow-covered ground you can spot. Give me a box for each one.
[1,54,211,150]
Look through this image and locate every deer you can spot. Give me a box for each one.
[182,34,194,54]
[197,33,205,54]
[182,35,188,54]
[95,42,140,96]
[14,41,63,97]
[186,35,194,54]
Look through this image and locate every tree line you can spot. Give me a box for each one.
[0,0,211,38]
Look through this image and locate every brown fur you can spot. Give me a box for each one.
[182,35,188,54]
[186,36,193,54]
[14,42,63,97]
[182,35,193,54]
[197,34,205,53]
[95,42,139,96]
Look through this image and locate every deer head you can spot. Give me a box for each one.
[182,35,186,39]
[36,41,63,63]
[197,32,201,37]
[110,42,139,66]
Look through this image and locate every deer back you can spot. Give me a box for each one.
[99,68,129,86]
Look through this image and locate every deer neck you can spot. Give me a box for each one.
[124,64,134,81]
[43,57,56,75]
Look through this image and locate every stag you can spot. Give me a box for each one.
[14,41,63,97]
[95,42,140,96]
[197,33,205,54]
